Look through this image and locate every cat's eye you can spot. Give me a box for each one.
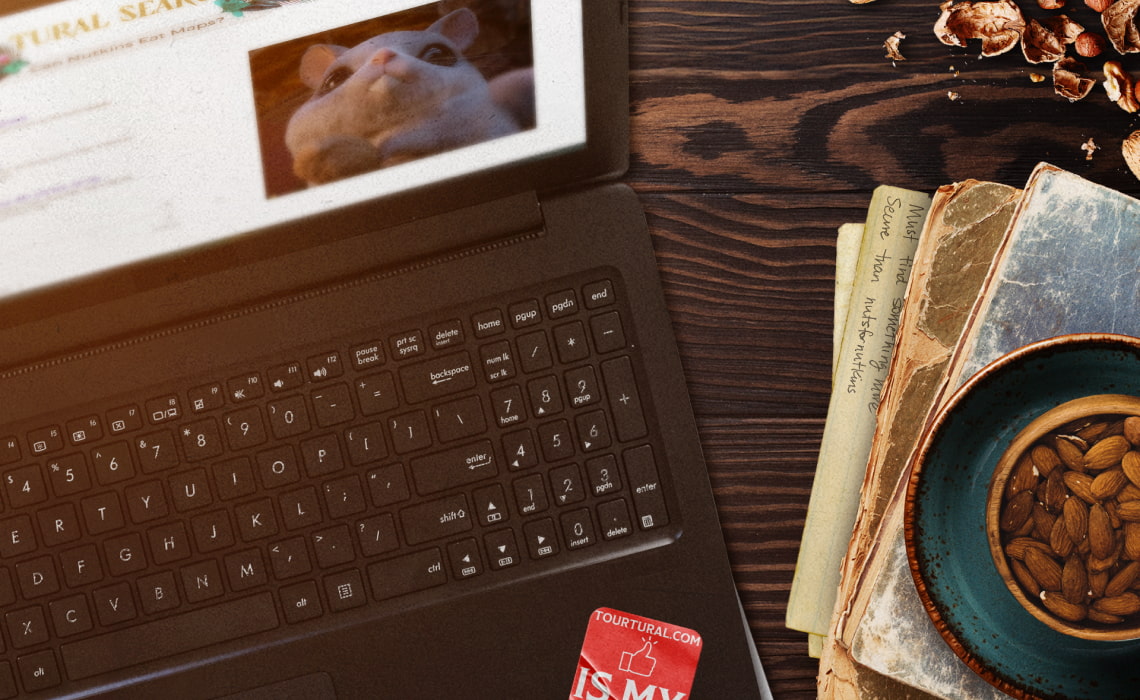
[318,67,352,96]
[418,43,458,67]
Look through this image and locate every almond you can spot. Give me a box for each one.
[1033,444,1063,476]
[1090,569,1110,597]
[1025,547,1064,590]
[1126,522,1140,560]
[1032,503,1056,541]
[1044,468,1069,512]
[1123,451,1140,486]
[1042,590,1087,622]
[1088,609,1125,624]
[1056,436,1087,470]
[1063,497,1089,543]
[1125,416,1140,447]
[1093,592,1140,616]
[1012,559,1042,597]
[1064,470,1097,504]
[1093,469,1129,500]
[1007,536,1055,561]
[1116,500,1140,522]
[1085,435,1132,470]
[1007,453,1040,498]
[1063,555,1089,604]
[1002,489,1036,532]
[1106,561,1140,597]
[1090,503,1116,559]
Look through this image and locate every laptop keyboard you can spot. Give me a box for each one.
[0,272,673,696]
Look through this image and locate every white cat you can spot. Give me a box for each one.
[285,8,534,186]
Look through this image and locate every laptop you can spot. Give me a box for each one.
[0,1,771,697]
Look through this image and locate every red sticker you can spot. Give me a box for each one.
[569,607,702,700]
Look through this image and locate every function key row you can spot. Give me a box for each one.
[1,278,617,465]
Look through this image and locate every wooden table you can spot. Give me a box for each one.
[626,1,1140,696]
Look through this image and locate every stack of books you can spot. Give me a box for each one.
[786,163,1140,698]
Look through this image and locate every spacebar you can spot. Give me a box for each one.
[61,593,279,681]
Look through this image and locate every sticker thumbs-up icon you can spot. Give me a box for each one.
[619,639,657,677]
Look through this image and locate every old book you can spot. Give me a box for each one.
[830,164,1140,698]
[833,223,864,377]
[787,186,929,639]
[817,180,1021,699]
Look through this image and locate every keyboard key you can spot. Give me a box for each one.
[188,382,225,413]
[598,499,634,540]
[502,429,538,471]
[59,545,103,588]
[324,568,367,611]
[471,309,504,338]
[561,508,597,550]
[553,321,590,364]
[16,555,59,599]
[37,502,81,547]
[472,484,509,526]
[428,320,464,350]
[92,442,136,484]
[432,396,486,443]
[267,362,305,392]
[550,464,586,506]
[136,431,178,473]
[280,580,322,624]
[125,480,168,523]
[50,593,94,637]
[214,457,257,500]
[0,516,35,558]
[523,518,560,559]
[235,498,278,541]
[399,352,476,403]
[390,411,432,454]
[144,395,181,425]
[389,330,425,360]
[401,493,472,545]
[311,384,354,427]
[312,524,354,568]
[528,375,563,417]
[0,437,18,466]
[490,385,526,427]
[146,521,191,564]
[586,455,622,497]
[516,330,552,373]
[306,351,343,381]
[545,290,578,318]
[138,571,181,615]
[301,434,344,477]
[4,464,47,508]
[46,453,91,497]
[479,341,516,382]
[170,469,213,512]
[565,366,601,408]
[409,441,496,495]
[6,605,48,649]
[66,415,102,446]
[356,514,399,557]
[509,299,542,329]
[538,420,575,462]
[256,445,301,489]
[624,445,669,530]
[601,356,648,441]
[225,549,268,591]
[356,372,398,416]
[27,426,63,456]
[591,311,626,353]
[191,510,235,553]
[575,410,612,452]
[322,475,366,519]
[366,464,410,507]
[180,560,224,603]
[583,279,615,308]
[16,649,59,693]
[350,341,385,369]
[513,474,548,515]
[280,487,322,531]
[61,593,279,680]
[224,407,267,450]
[80,492,124,535]
[447,538,482,579]
[345,422,388,466]
[227,373,264,402]
[367,549,446,600]
[269,537,312,579]
[106,405,143,435]
[267,395,311,439]
[484,529,519,570]
[92,581,137,625]
[180,418,224,462]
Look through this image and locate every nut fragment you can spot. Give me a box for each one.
[1103,0,1140,53]
[935,0,1026,57]
[1039,0,1065,7]
[1123,130,1140,182]
[1053,57,1096,102]
[1075,31,1107,56]
[1087,0,1116,10]
[884,31,906,61]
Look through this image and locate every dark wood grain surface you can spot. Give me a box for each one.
[626,1,1140,696]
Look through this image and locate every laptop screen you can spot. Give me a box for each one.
[0,0,585,299]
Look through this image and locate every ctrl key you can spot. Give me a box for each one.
[367,549,446,601]
[16,650,59,693]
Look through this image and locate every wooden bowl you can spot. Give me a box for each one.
[987,394,1140,641]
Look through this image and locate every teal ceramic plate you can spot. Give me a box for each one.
[906,333,1140,700]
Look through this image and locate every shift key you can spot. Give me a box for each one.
[401,493,472,545]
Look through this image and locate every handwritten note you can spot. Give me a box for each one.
[787,185,929,640]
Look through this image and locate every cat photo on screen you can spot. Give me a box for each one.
[250,0,534,197]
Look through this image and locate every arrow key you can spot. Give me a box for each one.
[473,484,509,526]
[523,518,559,560]
[447,538,483,579]
[483,529,519,571]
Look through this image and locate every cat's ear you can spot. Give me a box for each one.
[428,8,479,53]
[299,44,346,90]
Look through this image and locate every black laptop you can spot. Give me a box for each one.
[0,1,770,697]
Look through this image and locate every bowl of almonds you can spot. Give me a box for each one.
[906,333,1140,700]
[989,394,1140,640]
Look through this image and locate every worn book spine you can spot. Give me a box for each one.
[787,186,929,639]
